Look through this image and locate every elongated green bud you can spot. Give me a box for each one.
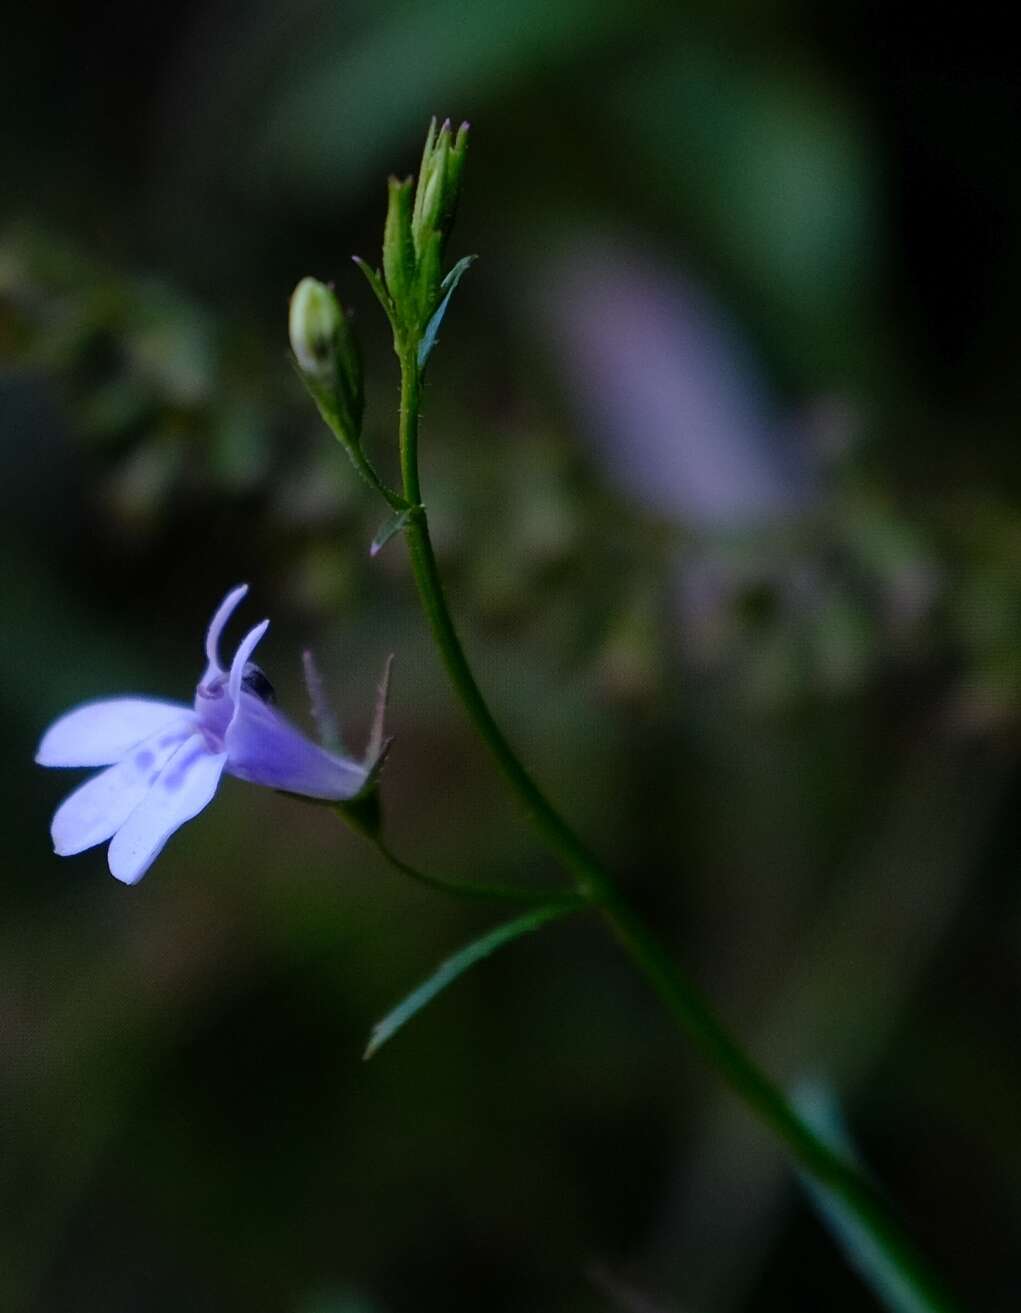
[416,231,443,326]
[411,116,439,255]
[382,177,416,313]
[362,119,474,355]
[415,134,449,250]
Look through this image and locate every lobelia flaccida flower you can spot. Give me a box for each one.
[36,585,389,885]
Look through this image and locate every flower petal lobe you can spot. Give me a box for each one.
[50,724,192,856]
[107,734,228,885]
[36,699,194,768]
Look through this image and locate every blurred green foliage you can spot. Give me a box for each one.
[2,3,1020,1311]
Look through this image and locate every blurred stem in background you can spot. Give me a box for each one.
[292,118,967,1313]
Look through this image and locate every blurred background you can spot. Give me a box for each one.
[3,2,1020,1310]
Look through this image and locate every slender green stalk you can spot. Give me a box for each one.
[601,895,958,1311]
[398,350,610,901]
[392,347,963,1313]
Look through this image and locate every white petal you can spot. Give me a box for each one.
[50,723,192,856]
[205,584,249,672]
[36,699,194,768]
[107,734,227,885]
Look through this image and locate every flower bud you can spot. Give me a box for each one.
[289,277,342,379]
[289,276,364,452]
[411,118,469,267]
[366,119,473,353]
[415,137,448,246]
[382,177,416,314]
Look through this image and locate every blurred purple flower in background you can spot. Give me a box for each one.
[543,239,810,529]
[36,585,382,885]
[538,239,824,679]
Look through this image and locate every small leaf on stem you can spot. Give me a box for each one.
[364,902,574,1059]
[370,505,416,557]
[418,254,477,368]
[352,257,397,328]
[793,1081,931,1313]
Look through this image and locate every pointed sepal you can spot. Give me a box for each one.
[364,653,393,768]
[331,655,394,841]
[302,649,345,755]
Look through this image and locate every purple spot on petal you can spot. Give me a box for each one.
[161,743,206,793]
[134,750,155,771]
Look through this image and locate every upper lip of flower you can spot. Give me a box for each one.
[36,584,388,886]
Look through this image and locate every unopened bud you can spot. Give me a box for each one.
[289,277,342,378]
[382,177,416,313]
[369,119,473,352]
[289,275,364,450]
[418,142,447,236]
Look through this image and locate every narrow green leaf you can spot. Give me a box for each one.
[364,902,573,1059]
[417,254,476,368]
[793,1081,935,1313]
[370,505,415,557]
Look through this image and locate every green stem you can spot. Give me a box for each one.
[391,346,962,1313]
[601,895,959,1311]
[398,350,610,901]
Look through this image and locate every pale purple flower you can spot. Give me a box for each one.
[36,585,387,885]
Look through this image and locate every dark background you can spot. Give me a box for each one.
[3,3,1020,1311]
